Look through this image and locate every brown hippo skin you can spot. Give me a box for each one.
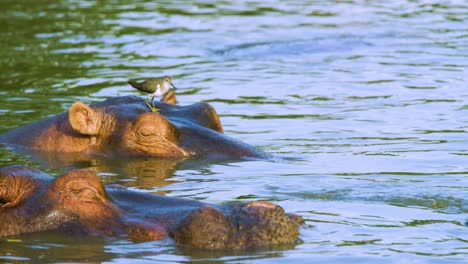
[0,93,267,159]
[0,165,303,249]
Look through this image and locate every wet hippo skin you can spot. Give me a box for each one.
[0,165,303,249]
[0,92,267,159]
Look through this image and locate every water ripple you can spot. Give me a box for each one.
[0,0,467,262]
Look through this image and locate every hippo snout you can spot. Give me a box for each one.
[173,202,302,250]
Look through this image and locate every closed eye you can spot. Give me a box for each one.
[70,187,102,203]
[138,127,156,137]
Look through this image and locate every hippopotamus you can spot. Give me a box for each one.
[0,165,303,249]
[0,92,267,159]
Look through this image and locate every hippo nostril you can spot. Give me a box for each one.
[173,206,231,249]
[287,213,305,225]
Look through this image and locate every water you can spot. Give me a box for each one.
[0,0,467,263]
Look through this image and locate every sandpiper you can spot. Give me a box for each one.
[128,76,176,112]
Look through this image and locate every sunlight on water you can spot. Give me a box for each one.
[0,0,467,263]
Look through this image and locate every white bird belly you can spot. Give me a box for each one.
[153,83,170,96]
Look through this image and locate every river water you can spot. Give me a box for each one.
[0,1,467,263]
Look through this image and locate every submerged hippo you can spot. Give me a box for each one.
[0,92,266,159]
[0,165,303,249]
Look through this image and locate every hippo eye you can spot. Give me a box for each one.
[138,127,156,137]
[69,187,102,203]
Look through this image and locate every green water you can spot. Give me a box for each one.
[0,1,467,263]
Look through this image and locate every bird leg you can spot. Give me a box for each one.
[150,97,159,112]
[145,97,157,112]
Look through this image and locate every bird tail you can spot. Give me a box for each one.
[128,81,142,89]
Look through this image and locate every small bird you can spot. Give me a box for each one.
[128,76,176,112]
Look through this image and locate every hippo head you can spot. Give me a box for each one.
[0,165,303,249]
[173,201,303,249]
[0,94,266,159]
[68,97,191,158]
[0,166,125,237]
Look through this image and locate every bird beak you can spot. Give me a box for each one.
[170,82,177,90]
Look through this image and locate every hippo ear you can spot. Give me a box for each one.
[161,90,176,105]
[69,102,101,136]
[0,174,36,208]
